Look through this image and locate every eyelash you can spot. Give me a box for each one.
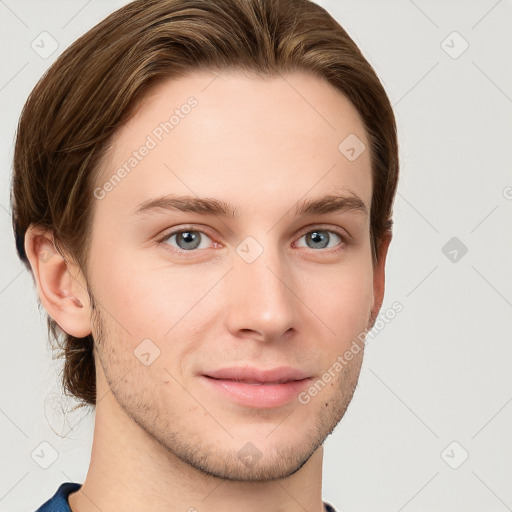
[156,224,350,255]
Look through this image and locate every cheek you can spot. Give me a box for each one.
[94,252,223,344]
[300,258,374,341]
[88,249,171,341]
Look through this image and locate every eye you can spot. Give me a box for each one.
[294,228,347,251]
[156,225,349,255]
[159,228,215,252]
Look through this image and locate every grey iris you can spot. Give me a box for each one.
[307,231,330,249]
[177,231,201,250]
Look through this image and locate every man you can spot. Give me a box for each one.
[12,0,399,510]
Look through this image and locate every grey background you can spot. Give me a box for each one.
[1,1,511,511]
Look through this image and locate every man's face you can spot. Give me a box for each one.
[85,70,379,481]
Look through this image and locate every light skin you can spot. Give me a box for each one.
[25,70,391,512]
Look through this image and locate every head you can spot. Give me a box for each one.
[12,0,398,481]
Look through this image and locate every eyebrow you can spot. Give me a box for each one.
[132,193,368,218]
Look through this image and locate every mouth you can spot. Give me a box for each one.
[202,365,310,383]
[206,377,300,385]
[200,374,312,408]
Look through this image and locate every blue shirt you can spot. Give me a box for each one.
[35,483,81,512]
[35,482,338,511]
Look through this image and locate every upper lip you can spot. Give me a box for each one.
[203,366,310,384]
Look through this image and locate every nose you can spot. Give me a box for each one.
[224,241,300,342]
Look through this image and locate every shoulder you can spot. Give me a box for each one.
[34,482,82,512]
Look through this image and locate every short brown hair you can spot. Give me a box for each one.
[11,0,399,408]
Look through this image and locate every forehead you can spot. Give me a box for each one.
[94,70,372,221]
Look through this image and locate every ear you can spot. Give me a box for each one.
[369,230,392,329]
[24,225,92,338]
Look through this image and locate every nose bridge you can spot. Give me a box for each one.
[225,234,298,338]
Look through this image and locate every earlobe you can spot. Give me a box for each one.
[369,230,392,329]
[24,225,92,338]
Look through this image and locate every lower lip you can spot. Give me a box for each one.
[201,376,312,408]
